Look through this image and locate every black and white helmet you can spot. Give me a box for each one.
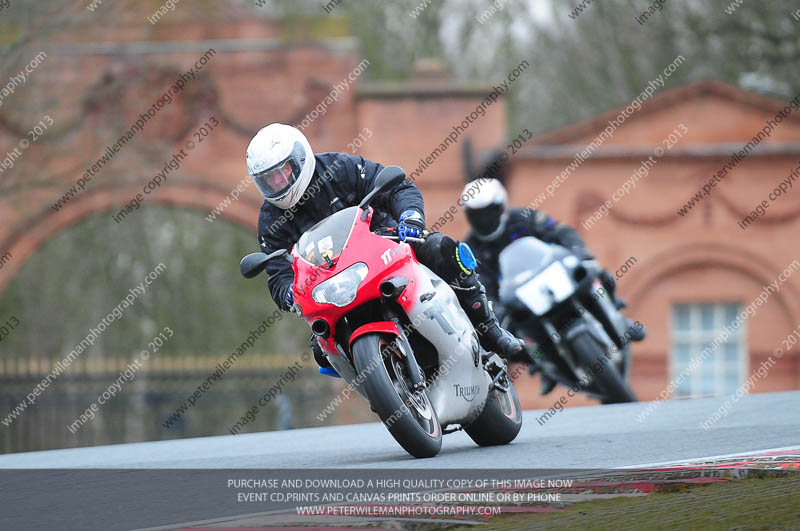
[461,178,508,241]
[246,123,316,209]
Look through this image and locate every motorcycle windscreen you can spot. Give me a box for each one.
[497,237,558,304]
[296,206,359,266]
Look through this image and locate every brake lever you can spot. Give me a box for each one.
[381,235,425,243]
[377,228,428,243]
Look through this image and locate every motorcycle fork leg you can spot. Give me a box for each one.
[382,305,425,390]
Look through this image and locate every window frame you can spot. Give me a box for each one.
[670,302,747,397]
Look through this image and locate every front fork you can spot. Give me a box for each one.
[540,300,620,385]
[382,305,426,390]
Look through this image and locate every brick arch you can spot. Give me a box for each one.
[0,181,265,294]
[624,242,800,328]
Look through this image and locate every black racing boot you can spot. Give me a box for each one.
[540,374,557,395]
[625,319,647,342]
[452,274,525,361]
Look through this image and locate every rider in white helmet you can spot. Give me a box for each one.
[462,177,591,303]
[461,175,645,387]
[247,123,316,210]
[247,124,524,374]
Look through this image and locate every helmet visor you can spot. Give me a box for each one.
[253,158,301,200]
[465,204,504,236]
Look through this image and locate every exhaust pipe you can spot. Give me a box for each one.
[380,276,408,299]
[311,319,330,339]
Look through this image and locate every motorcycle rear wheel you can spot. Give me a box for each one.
[352,333,442,458]
[464,379,522,446]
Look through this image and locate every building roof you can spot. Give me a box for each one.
[530,80,800,147]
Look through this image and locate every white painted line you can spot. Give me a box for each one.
[621,445,800,469]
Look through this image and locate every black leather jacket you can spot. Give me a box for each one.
[257,152,424,310]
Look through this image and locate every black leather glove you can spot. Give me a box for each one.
[574,247,595,261]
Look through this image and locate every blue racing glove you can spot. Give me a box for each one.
[397,210,425,241]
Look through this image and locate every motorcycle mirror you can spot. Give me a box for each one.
[358,165,407,210]
[240,249,287,279]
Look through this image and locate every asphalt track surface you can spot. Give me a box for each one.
[0,391,797,530]
[1,391,797,469]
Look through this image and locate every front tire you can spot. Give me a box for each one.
[352,333,442,458]
[572,332,637,404]
[464,380,522,446]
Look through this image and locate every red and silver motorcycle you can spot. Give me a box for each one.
[241,167,522,458]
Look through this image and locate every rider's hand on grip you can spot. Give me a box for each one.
[574,247,595,261]
[398,209,425,241]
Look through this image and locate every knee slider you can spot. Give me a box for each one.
[456,242,477,275]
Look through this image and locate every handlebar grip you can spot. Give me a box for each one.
[378,230,426,243]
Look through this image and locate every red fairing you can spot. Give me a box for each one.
[290,207,420,356]
[349,322,402,351]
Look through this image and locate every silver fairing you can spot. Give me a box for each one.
[325,263,492,427]
[403,263,490,427]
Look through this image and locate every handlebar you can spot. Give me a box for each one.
[376,227,429,243]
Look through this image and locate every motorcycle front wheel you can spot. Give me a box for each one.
[352,333,442,458]
[572,332,637,404]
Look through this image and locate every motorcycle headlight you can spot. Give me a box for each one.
[312,263,369,307]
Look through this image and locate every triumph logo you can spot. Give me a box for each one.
[453,383,480,402]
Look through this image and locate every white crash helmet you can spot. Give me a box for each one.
[246,123,316,209]
[461,178,508,240]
